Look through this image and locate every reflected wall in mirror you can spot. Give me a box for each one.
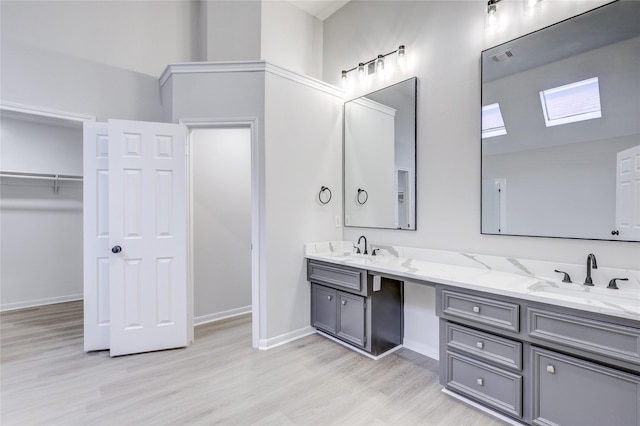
[481,1,640,242]
[344,77,417,230]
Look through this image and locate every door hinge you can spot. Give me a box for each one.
[363,335,367,345]
[363,300,367,310]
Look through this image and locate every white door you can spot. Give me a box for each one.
[83,119,189,357]
[615,145,640,241]
[83,122,110,351]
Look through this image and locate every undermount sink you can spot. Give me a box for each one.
[536,284,640,308]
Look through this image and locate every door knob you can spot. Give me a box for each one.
[111,245,122,254]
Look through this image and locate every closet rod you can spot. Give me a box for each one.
[0,171,83,181]
[1,171,83,193]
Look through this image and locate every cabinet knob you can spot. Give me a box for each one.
[327,295,333,301]
[342,300,347,306]
[472,306,481,313]
[476,341,484,349]
[476,378,484,386]
[546,365,555,374]
[111,245,122,254]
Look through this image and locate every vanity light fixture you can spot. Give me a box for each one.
[340,45,406,82]
[487,0,502,29]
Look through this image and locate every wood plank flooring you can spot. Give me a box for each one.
[1,301,504,425]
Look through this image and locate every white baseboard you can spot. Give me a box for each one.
[402,338,439,360]
[0,294,83,312]
[258,325,316,350]
[441,388,525,426]
[193,305,251,326]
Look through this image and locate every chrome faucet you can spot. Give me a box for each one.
[584,253,597,286]
[357,235,368,255]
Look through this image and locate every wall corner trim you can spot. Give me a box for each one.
[159,61,345,98]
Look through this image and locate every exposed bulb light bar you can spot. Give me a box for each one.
[339,45,406,81]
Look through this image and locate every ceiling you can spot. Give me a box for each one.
[288,0,350,20]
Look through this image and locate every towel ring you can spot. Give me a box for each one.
[356,188,368,205]
[318,186,332,204]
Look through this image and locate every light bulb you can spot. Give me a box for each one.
[376,55,385,72]
[487,0,500,29]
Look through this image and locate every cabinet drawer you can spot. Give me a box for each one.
[531,346,640,426]
[527,307,640,367]
[307,260,366,293]
[446,351,523,418]
[441,290,520,333]
[445,322,522,370]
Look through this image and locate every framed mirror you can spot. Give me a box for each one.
[481,1,640,242]
[344,77,417,230]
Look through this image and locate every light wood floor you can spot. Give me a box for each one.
[1,301,504,425]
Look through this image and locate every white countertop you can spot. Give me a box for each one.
[305,242,640,322]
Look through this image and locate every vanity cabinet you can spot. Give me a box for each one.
[308,260,403,356]
[437,285,640,425]
[531,346,640,426]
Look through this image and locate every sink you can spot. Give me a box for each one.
[535,284,640,309]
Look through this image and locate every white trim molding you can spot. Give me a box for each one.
[258,326,316,350]
[1,294,83,312]
[0,101,95,124]
[193,306,252,326]
[160,61,345,98]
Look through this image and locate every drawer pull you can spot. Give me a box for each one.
[546,365,555,374]
[342,300,347,306]
[476,341,484,349]
[476,378,484,386]
[327,295,333,301]
[472,306,481,313]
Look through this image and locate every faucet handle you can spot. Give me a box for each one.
[607,278,628,290]
[554,270,572,283]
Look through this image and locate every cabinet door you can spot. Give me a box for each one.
[532,347,640,426]
[312,284,337,334]
[337,292,366,348]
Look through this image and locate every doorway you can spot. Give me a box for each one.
[189,127,252,328]
[183,119,260,349]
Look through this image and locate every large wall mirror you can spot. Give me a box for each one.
[344,77,417,230]
[481,1,640,242]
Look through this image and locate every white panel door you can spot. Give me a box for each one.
[616,145,640,241]
[108,119,188,356]
[83,122,111,351]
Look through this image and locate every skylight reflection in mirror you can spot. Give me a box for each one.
[481,103,507,138]
[539,77,602,127]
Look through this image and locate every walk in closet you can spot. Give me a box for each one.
[0,106,88,311]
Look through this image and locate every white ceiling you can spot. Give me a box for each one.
[287,0,350,20]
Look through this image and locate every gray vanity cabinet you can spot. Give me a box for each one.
[437,285,640,425]
[531,346,640,426]
[308,259,403,356]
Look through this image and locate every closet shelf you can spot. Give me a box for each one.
[0,171,83,193]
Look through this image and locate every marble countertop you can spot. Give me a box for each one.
[305,241,640,322]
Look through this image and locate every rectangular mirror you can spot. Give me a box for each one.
[344,77,417,230]
[481,1,640,242]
